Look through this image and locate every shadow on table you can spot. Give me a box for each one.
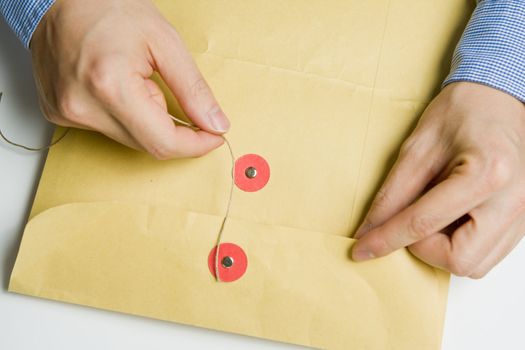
[0,18,50,290]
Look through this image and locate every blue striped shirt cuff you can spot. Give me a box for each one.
[0,0,55,49]
[443,0,525,103]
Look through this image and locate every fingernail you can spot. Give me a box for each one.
[352,248,375,262]
[208,107,230,132]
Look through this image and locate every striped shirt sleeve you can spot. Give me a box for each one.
[443,0,525,102]
[0,0,56,49]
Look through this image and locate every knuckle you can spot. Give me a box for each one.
[57,94,86,125]
[447,254,477,277]
[152,25,182,52]
[465,152,513,193]
[41,110,69,127]
[407,214,437,241]
[469,269,488,280]
[399,137,417,156]
[380,235,399,254]
[399,135,425,159]
[189,76,210,99]
[372,187,391,211]
[514,188,525,215]
[482,155,513,191]
[355,217,374,238]
[42,111,59,124]
[88,57,122,101]
[148,139,179,160]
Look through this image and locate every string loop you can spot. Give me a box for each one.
[0,92,70,151]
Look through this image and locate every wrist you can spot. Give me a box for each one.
[442,82,525,120]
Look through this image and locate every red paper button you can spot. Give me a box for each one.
[234,154,270,192]
[208,243,248,282]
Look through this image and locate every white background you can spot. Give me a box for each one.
[1,18,524,350]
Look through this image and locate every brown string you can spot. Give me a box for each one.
[168,115,235,283]
[0,91,235,283]
[0,92,70,151]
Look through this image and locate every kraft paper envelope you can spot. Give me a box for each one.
[9,1,474,349]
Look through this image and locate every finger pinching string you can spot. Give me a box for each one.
[0,92,70,151]
[168,114,235,283]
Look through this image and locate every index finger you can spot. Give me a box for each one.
[98,73,224,159]
[152,28,230,134]
[351,169,489,261]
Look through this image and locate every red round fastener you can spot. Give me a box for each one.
[234,154,270,192]
[208,242,248,282]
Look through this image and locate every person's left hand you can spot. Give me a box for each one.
[351,81,525,278]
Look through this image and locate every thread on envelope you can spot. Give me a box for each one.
[0,92,70,151]
[168,115,235,283]
[1,88,235,283]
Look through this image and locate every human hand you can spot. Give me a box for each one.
[30,0,229,159]
[352,82,525,278]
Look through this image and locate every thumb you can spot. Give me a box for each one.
[151,31,230,134]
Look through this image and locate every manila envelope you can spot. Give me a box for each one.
[9,1,475,349]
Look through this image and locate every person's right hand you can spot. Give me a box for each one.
[30,0,230,159]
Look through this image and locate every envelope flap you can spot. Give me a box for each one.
[10,200,448,350]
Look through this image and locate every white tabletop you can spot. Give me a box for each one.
[1,18,524,350]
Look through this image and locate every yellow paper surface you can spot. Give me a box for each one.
[9,1,474,349]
